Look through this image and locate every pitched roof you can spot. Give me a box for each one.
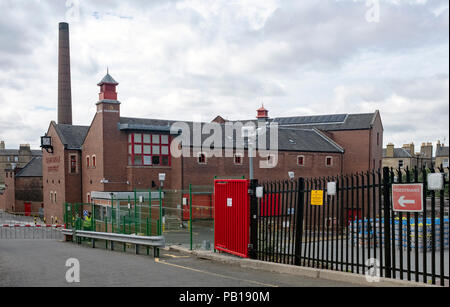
[0,149,42,156]
[119,117,344,153]
[436,146,449,157]
[53,124,89,150]
[15,156,42,177]
[97,73,119,86]
[382,148,413,158]
[227,112,379,131]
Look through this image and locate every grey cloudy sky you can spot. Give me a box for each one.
[0,0,448,152]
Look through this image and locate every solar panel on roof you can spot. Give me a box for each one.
[275,114,347,125]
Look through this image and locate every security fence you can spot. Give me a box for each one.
[0,225,64,240]
[253,166,449,286]
[0,211,45,225]
[64,185,214,251]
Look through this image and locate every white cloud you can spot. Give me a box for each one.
[0,0,448,151]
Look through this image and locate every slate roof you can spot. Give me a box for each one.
[53,124,89,150]
[436,146,449,157]
[15,156,42,177]
[382,148,413,159]
[0,149,42,156]
[97,73,119,86]
[119,117,344,153]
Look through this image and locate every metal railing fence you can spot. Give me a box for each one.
[253,166,449,286]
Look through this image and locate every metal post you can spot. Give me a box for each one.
[134,189,137,234]
[159,187,163,235]
[189,184,193,250]
[294,178,305,266]
[149,189,152,236]
[111,194,114,233]
[382,167,392,278]
[249,179,258,259]
[249,143,254,180]
[146,217,150,255]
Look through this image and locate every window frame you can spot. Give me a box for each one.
[443,159,449,168]
[128,133,171,167]
[69,154,77,174]
[326,156,333,167]
[234,153,243,165]
[86,156,90,168]
[198,152,207,165]
[297,155,305,167]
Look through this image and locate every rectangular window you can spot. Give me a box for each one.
[70,155,77,174]
[326,156,333,167]
[198,153,206,164]
[443,159,449,168]
[297,156,305,166]
[399,160,404,168]
[128,133,171,166]
[234,154,242,165]
[161,135,169,144]
[134,133,142,143]
[143,156,152,165]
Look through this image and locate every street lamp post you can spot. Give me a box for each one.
[242,127,256,180]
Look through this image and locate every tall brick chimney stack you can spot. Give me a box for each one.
[58,22,72,125]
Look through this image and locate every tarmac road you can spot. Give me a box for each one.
[0,240,360,287]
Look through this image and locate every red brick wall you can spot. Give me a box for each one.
[325,129,370,175]
[82,112,105,202]
[14,201,43,215]
[181,149,343,189]
[42,123,82,223]
[369,112,384,170]
[82,102,128,202]
[0,170,15,212]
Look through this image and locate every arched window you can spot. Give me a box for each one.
[86,156,90,168]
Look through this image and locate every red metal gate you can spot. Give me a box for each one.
[214,179,250,258]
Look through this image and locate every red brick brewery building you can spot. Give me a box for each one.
[41,72,383,222]
[40,23,383,222]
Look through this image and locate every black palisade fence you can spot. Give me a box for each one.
[253,166,449,286]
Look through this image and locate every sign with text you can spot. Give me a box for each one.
[311,190,324,206]
[392,184,423,212]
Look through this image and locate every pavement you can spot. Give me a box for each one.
[0,240,361,287]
